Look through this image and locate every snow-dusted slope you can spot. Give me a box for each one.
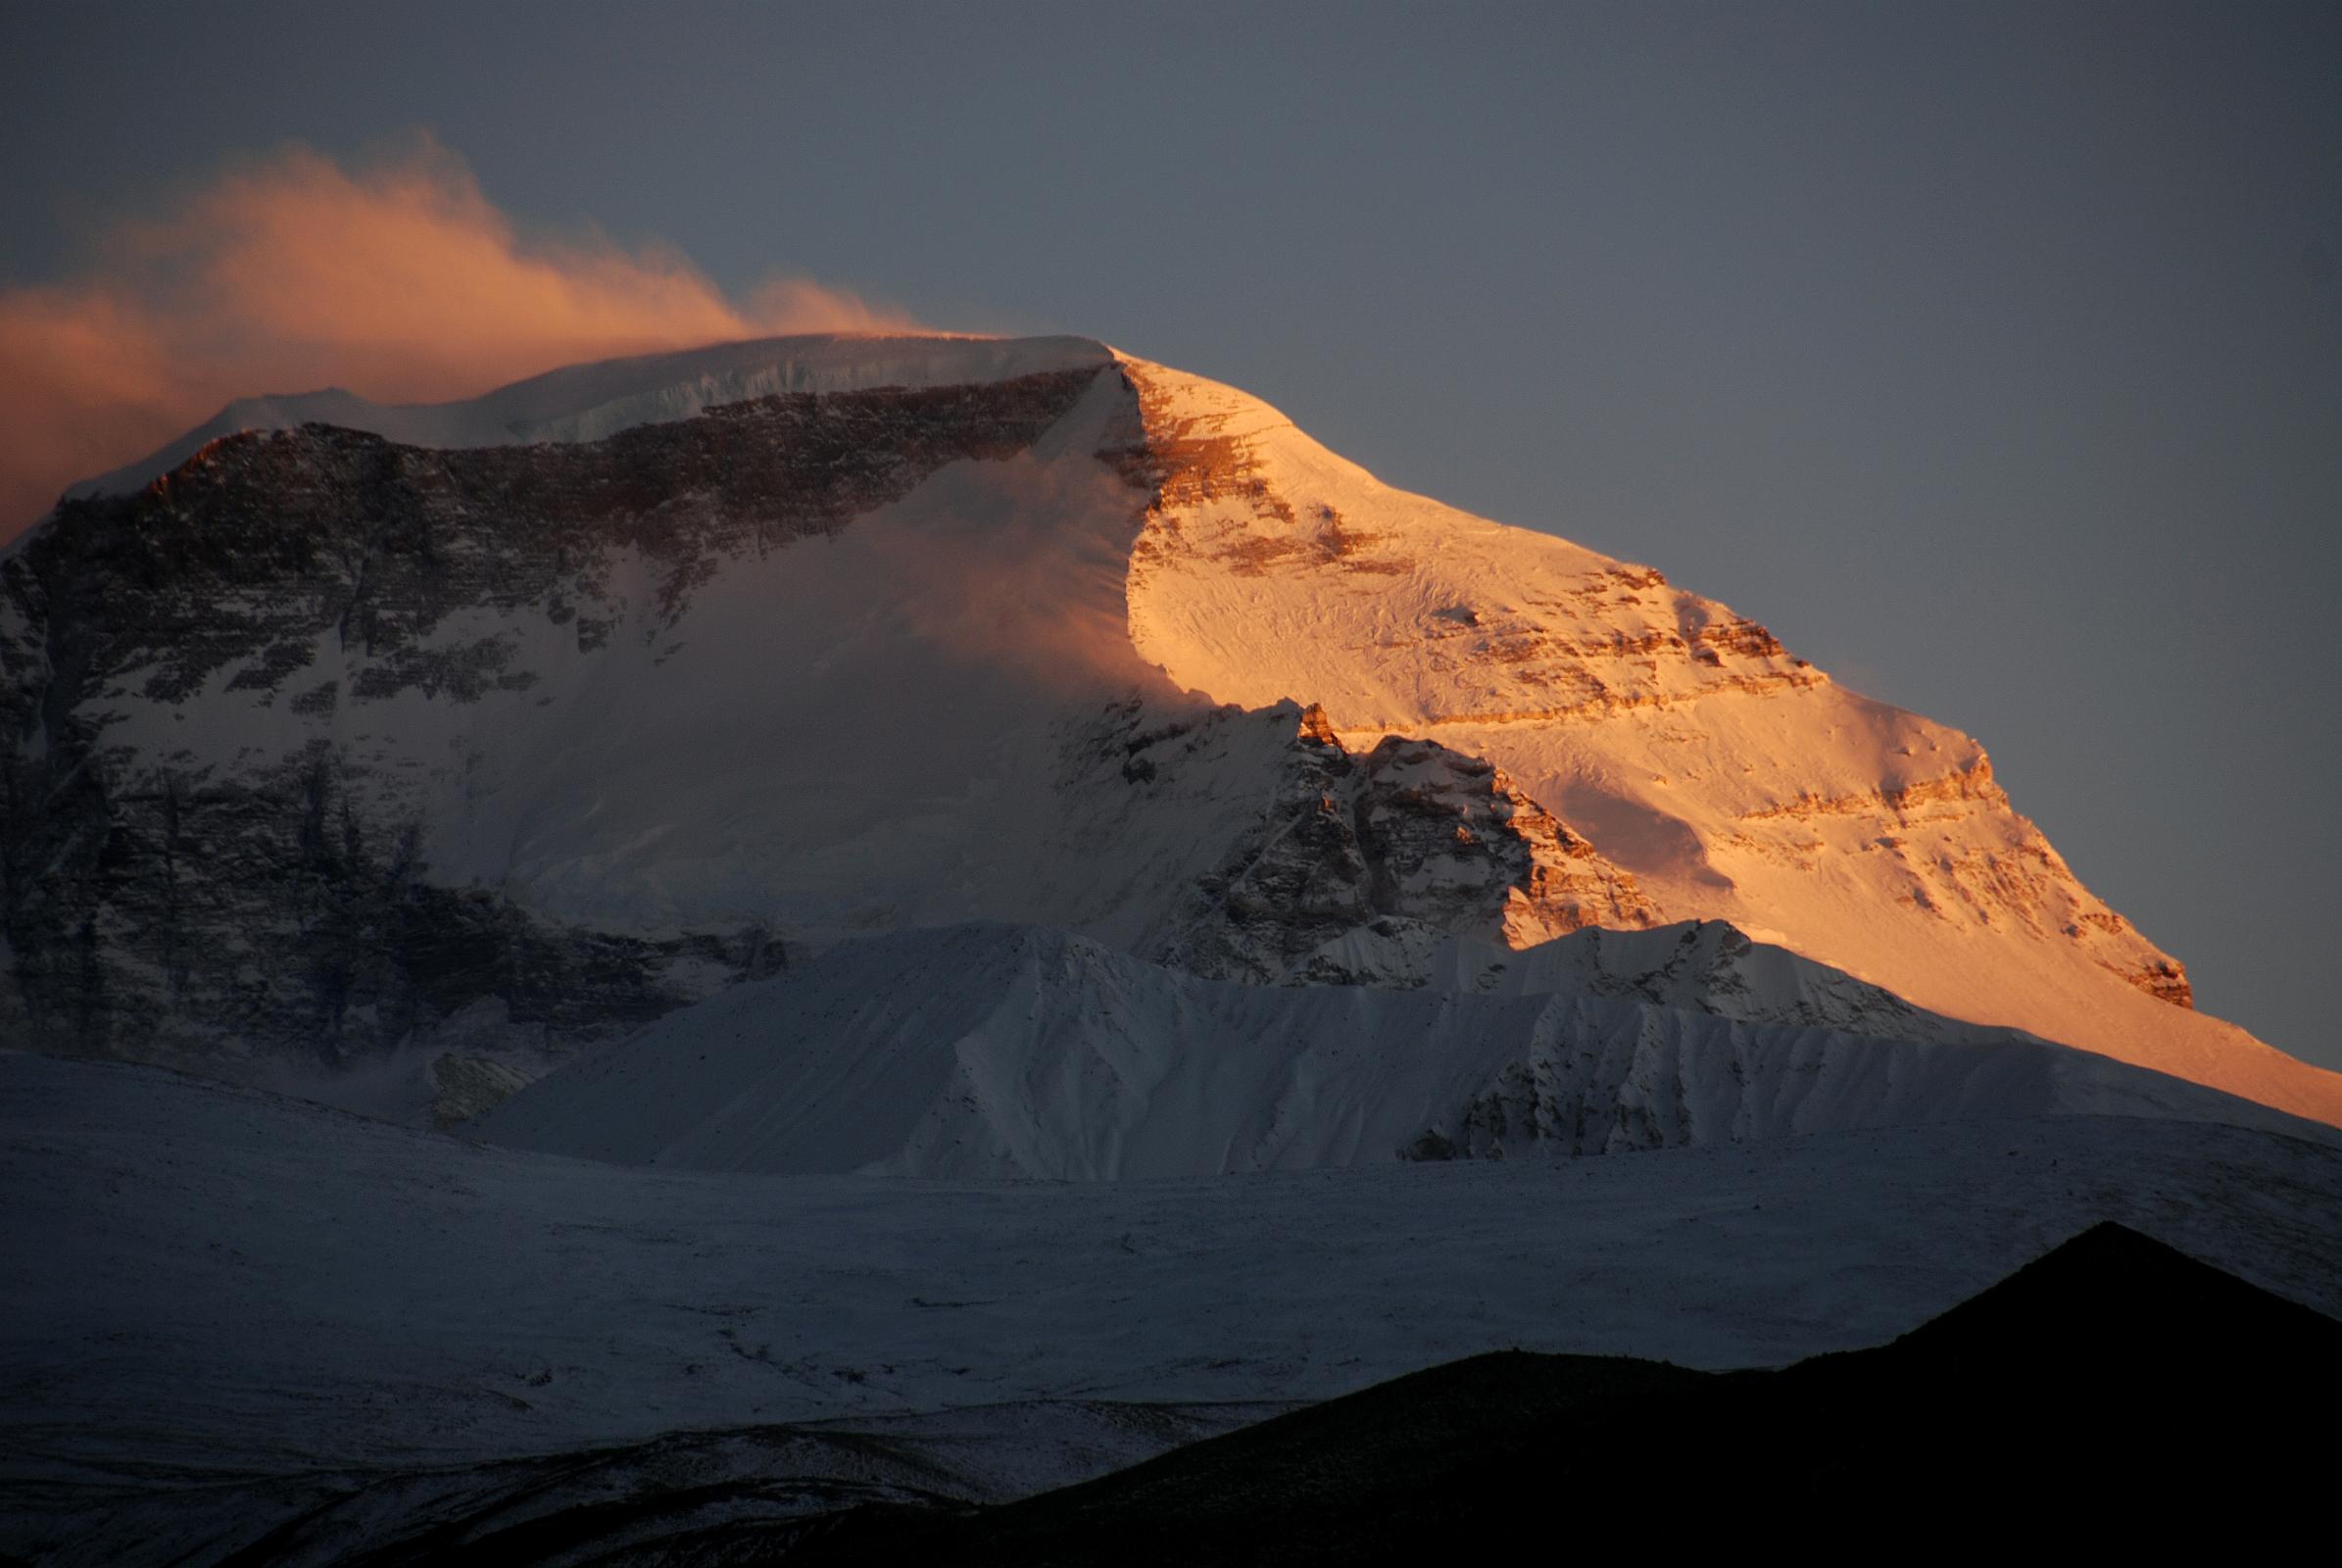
[474,923,2306,1179]
[1428,918,2004,1040]
[6,331,2335,1127]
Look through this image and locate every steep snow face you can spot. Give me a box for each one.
[1114,356,2338,1123]
[474,924,2306,1180]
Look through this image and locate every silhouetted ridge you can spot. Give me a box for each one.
[1882,1217,2338,1369]
[781,1223,2336,1562]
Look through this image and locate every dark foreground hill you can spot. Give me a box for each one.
[780,1222,2335,1563]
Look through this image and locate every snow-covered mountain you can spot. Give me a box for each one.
[4,332,2335,1127]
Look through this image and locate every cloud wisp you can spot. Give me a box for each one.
[0,140,919,539]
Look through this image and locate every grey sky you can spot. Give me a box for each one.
[4,1,2336,1067]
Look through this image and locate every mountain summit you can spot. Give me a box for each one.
[4,332,2333,1125]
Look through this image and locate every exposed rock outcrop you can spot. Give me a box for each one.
[427,1052,531,1128]
[1156,705,1652,985]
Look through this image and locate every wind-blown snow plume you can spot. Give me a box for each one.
[0,138,916,539]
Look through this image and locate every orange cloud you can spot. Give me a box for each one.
[0,139,919,540]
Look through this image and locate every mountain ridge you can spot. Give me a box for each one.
[60,333,1116,505]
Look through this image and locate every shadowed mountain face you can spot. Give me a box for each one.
[778,1223,2338,1563]
[0,368,1105,1070]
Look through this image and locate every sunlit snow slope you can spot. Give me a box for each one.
[1113,355,2340,1122]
